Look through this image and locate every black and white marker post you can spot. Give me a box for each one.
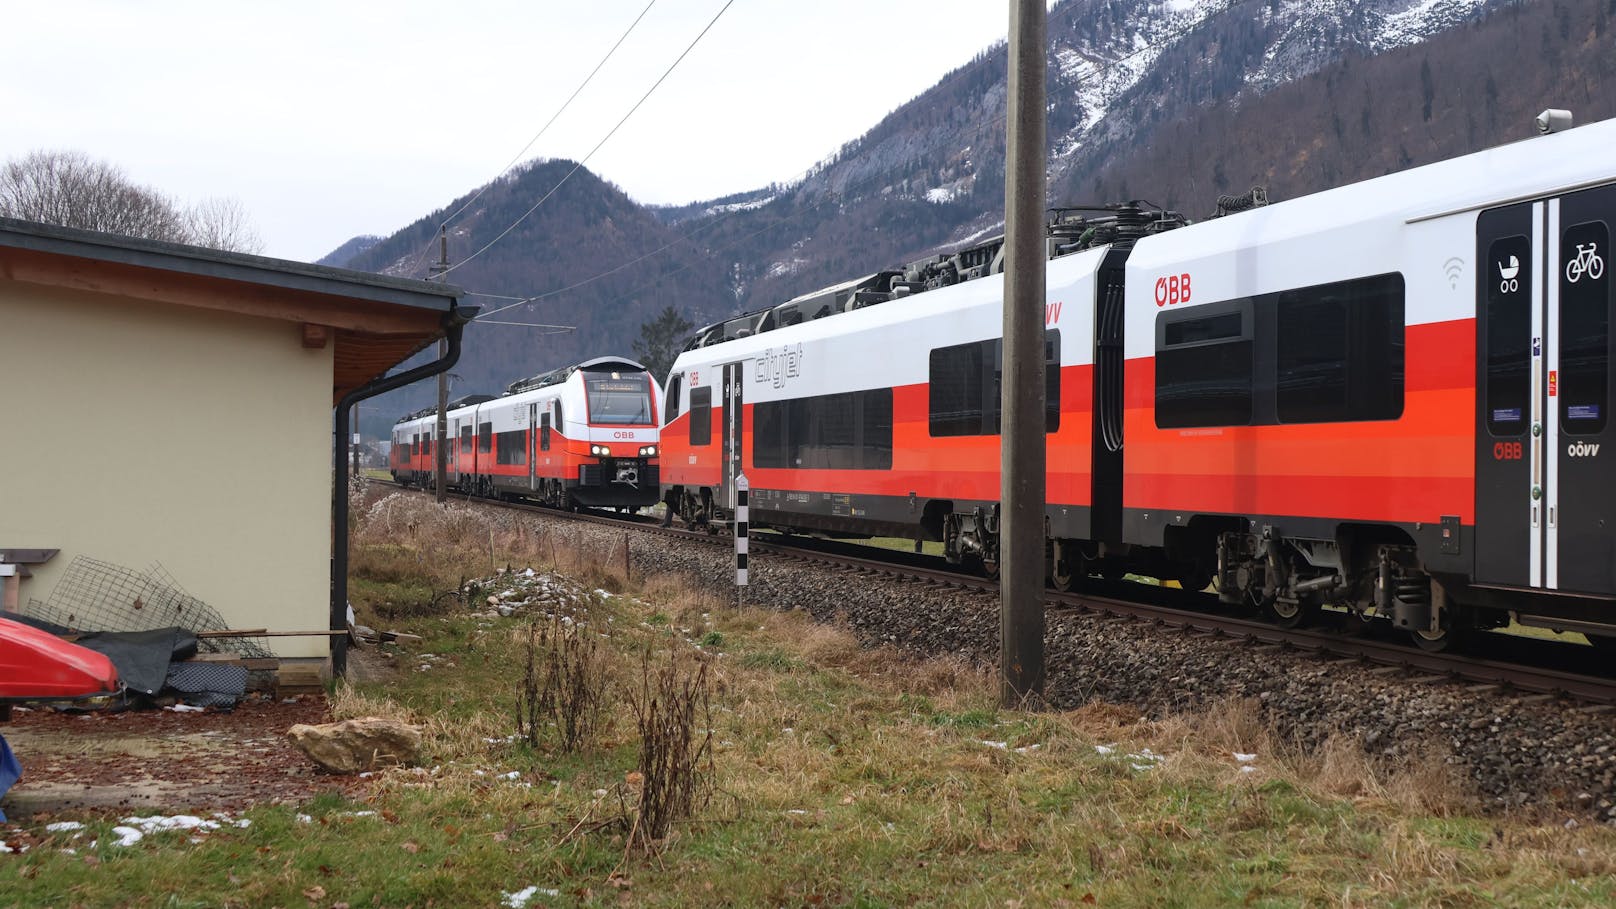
[735,473,749,608]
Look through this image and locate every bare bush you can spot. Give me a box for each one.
[516,612,612,753]
[626,646,714,852]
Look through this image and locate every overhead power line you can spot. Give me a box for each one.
[462,0,1234,316]
[398,0,662,279]
[442,0,739,276]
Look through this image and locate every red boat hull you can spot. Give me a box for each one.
[0,616,119,699]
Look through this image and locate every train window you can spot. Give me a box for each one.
[496,429,527,466]
[1276,273,1404,424]
[459,425,472,451]
[861,387,894,469]
[928,332,1060,436]
[754,388,893,470]
[928,340,989,436]
[478,421,492,453]
[585,373,654,425]
[1561,221,1610,435]
[1155,302,1253,428]
[689,386,712,446]
[540,413,551,452]
[412,433,419,454]
[1486,236,1533,436]
[665,373,683,422]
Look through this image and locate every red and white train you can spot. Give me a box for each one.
[659,115,1616,650]
[391,357,662,511]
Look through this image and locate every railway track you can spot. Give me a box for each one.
[368,478,1616,707]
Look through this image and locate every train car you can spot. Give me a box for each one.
[400,358,662,511]
[389,409,437,486]
[659,204,1184,576]
[660,114,1616,650]
[1121,113,1616,649]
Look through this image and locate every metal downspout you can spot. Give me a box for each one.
[330,306,476,676]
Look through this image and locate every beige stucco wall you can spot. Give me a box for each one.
[0,281,334,659]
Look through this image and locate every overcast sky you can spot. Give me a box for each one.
[5,1,1012,262]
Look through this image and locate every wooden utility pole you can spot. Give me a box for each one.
[432,227,449,503]
[1001,0,1047,708]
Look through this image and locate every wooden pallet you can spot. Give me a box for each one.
[274,663,326,697]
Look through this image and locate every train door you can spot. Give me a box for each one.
[1475,186,1616,595]
[448,417,460,484]
[721,362,744,508]
[528,402,539,492]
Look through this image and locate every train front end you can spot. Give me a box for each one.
[566,359,662,510]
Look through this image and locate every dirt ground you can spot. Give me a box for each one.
[0,650,398,821]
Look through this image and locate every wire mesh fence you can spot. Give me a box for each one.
[24,557,274,660]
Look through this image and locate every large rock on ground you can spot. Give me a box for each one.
[287,717,422,774]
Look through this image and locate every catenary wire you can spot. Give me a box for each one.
[441,0,739,277]
[471,0,1237,313]
[397,0,661,278]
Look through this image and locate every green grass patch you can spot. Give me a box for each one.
[10,503,1616,906]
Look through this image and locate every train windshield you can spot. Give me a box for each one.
[585,372,654,425]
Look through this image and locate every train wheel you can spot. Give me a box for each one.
[1410,623,1462,652]
[1268,597,1319,629]
[1050,541,1078,593]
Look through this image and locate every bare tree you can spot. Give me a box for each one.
[186,196,264,254]
[0,149,262,253]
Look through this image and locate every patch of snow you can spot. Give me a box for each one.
[926,186,960,205]
[503,885,560,908]
[164,704,206,713]
[111,826,144,847]
[1234,752,1257,763]
[767,258,809,279]
[980,740,1009,750]
[705,195,777,216]
[46,821,85,833]
[1375,0,1487,51]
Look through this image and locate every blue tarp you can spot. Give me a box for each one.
[0,731,19,823]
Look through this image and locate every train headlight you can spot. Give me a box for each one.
[591,444,610,457]
[639,445,658,457]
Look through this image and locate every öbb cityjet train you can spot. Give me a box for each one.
[391,357,662,511]
[658,115,1616,651]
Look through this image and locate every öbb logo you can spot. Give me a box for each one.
[613,431,637,440]
[1155,274,1192,306]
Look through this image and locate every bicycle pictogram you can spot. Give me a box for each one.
[1567,242,1605,283]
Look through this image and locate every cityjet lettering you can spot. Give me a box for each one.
[756,343,805,389]
[1569,441,1601,458]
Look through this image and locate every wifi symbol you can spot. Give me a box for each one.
[1443,257,1465,289]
